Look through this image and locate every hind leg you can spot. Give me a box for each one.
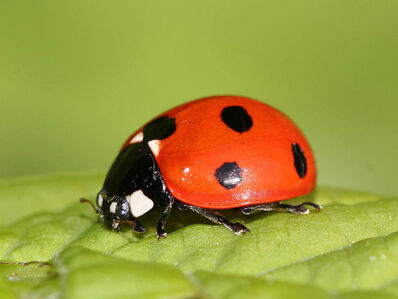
[241,202,321,215]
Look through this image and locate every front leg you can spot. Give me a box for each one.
[114,219,146,233]
[177,202,249,235]
[156,195,174,239]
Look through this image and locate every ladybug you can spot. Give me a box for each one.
[83,95,320,239]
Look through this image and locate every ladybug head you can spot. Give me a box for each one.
[95,190,152,232]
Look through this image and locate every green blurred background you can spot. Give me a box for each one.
[0,1,397,195]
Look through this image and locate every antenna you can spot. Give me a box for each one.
[80,198,99,213]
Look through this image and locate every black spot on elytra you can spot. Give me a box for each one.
[292,143,307,178]
[215,162,243,190]
[221,106,253,133]
[143,116,176,141]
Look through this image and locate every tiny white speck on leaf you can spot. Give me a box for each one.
[369,256,376,261]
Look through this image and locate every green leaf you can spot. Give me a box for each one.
[55,247,197,299]
[192,271,398,299]
[0,174,397,298]
[260,230,398,292]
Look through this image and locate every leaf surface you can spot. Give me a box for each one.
[0,174,397,298]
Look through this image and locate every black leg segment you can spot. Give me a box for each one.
[156,196,175,239]
[177,202,249,235]
[115,219,147,233]
[241,201,321,215]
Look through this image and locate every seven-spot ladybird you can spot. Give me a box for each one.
[85,95,320,239]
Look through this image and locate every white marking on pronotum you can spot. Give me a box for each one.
[148,140,161,157]
[129,132,144,144]
[97,194,104,207]
[125,190,154,217]
[109,202,117,214]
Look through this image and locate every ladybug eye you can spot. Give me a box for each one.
[115,200,130,219]
[96,193,104,208]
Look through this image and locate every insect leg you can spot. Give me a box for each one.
[155,195,175,239]
[115,219,146,233]
[177,202,249,235]
[241,202,321,215]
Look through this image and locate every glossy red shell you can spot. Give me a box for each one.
[123,96,316,209]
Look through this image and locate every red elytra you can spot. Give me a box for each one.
[122,95,316,209]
